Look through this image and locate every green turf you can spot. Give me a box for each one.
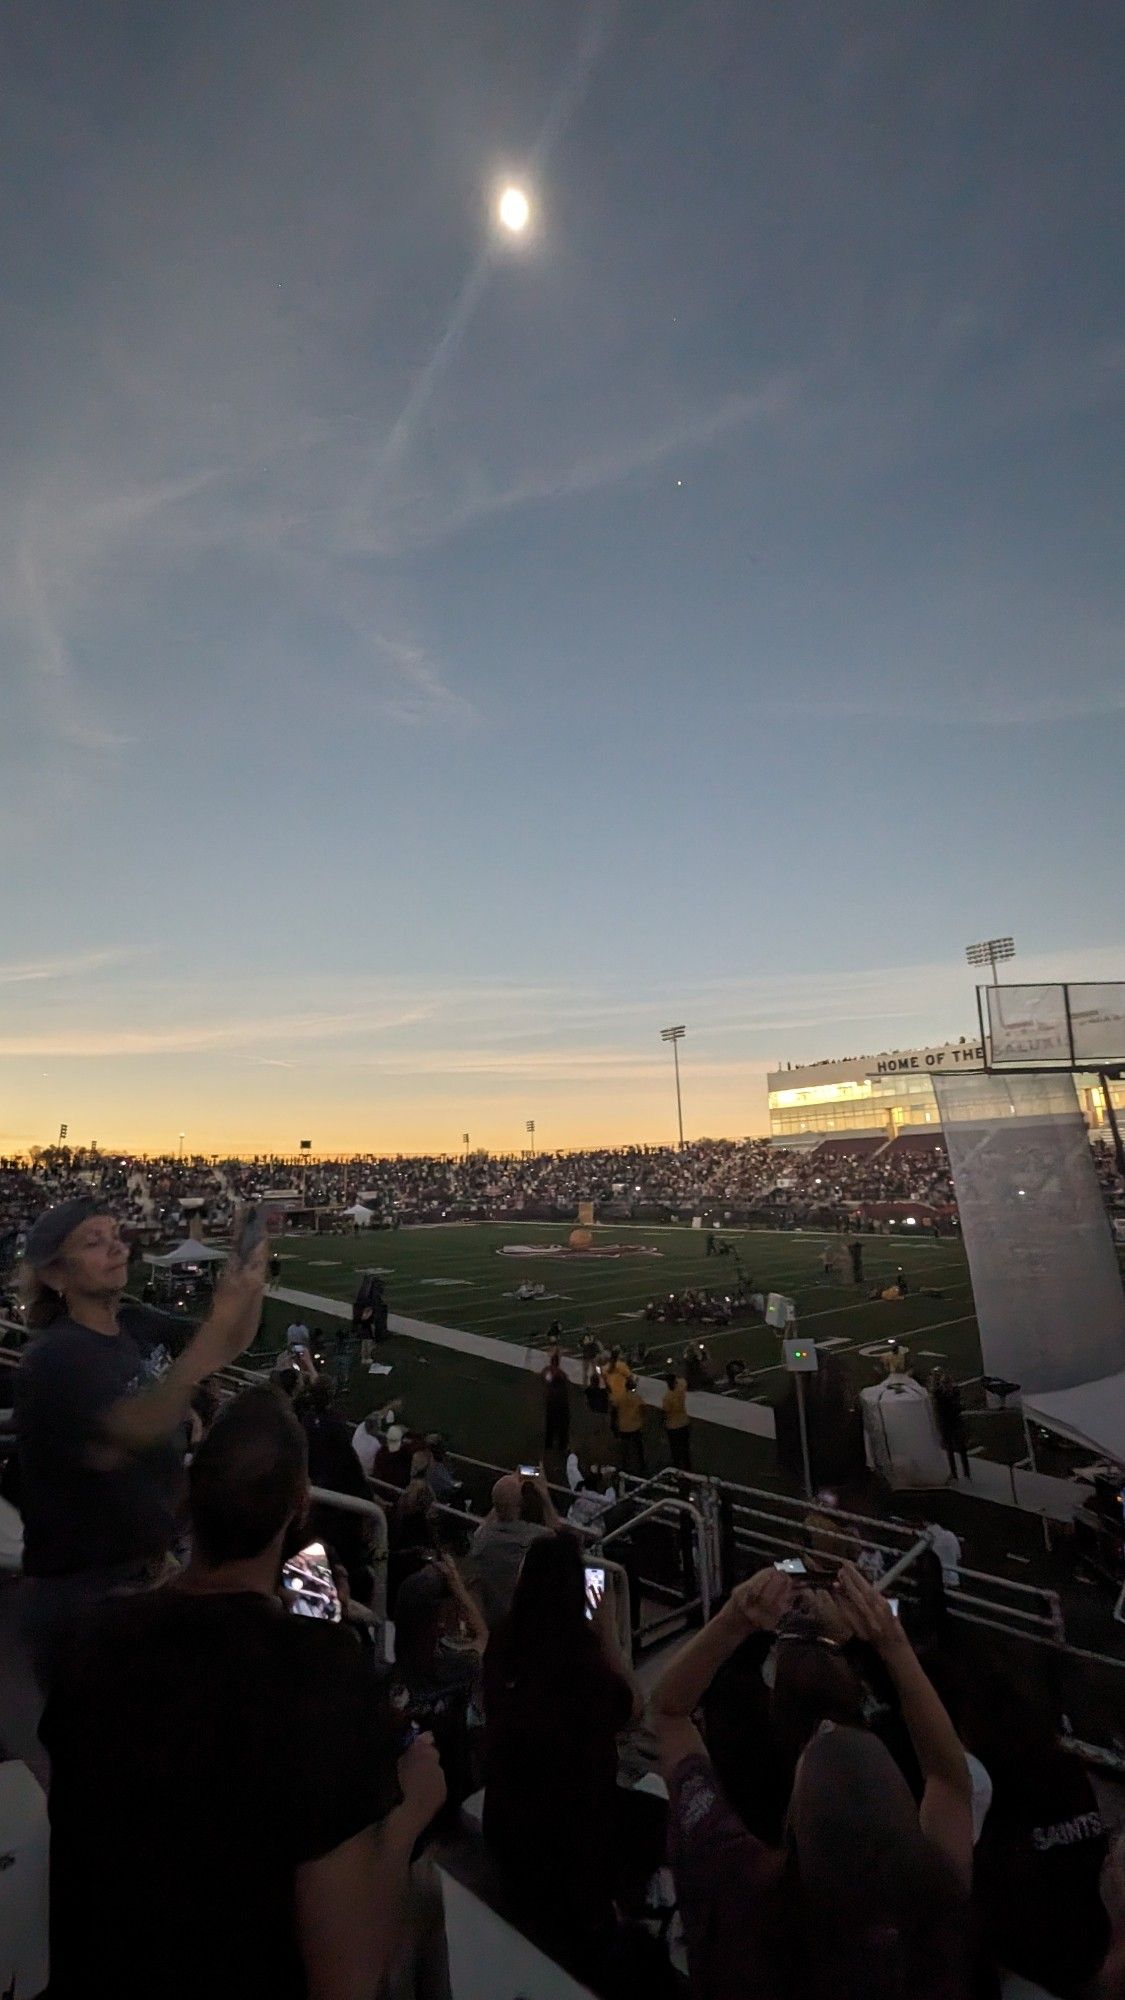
[248,1221,995,1480]
[267,1220,981,1400]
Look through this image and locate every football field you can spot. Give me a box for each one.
[255,1222,992,1488]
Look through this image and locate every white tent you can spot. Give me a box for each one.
[342,1203,374,1225]
[1023,1372,1125,1466]
[860,1377,949,1488]
[147,1239,227,1267]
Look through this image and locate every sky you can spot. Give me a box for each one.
[1,1,1122,1158]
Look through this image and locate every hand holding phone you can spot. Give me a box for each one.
[584,1564,607,1621]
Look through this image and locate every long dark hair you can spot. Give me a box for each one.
[494,1532,601,1690]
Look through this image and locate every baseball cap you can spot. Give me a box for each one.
[25,1197,112,1271]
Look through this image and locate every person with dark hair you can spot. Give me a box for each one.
[653,1563,975,2000]
[962,1669,1110,1997]
[391,1556,488,1827]
[15,1199,265,1683]
[482,1533,662,1986]
[40,1386,446,2000]
[298,1378,380,1604]
[929,1367,971,1481]
[387,1477,442,1615]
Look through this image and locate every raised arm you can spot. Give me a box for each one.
[100,1243,266,1456]
[651,1569,794,1772]
[833,1562,973,1889]
[437,1556,490,1655]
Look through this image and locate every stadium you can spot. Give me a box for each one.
[2,981,1125,1997]
[4,6,1125,1994]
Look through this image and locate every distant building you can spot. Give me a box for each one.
[767,1040,985,1142]
[767,1038,1122,1143]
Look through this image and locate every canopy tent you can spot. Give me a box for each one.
[147,1238,227,1267]
[1024,1372,1125,1466]
[342,1202,374,1223]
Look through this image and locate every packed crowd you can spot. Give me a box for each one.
[2,1133,965,1255]
[1,1194,1122,2000]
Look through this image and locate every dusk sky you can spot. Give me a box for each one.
[2,2,1122,1157]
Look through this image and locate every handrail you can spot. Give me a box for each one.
[599,1496,712,1622]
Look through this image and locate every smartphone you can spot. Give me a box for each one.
[775,1557,808,1576]
[887,1597,900,1619]
[584,1564,607,1621]
[517,1464,540,1479]
[281,1540,341,1622]
[232,1204,267,1266]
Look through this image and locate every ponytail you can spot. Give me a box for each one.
[20,1265,67,1330]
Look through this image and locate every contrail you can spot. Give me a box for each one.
[379,0,619,470]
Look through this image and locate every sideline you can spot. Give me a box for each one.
[268,1285,778,1440]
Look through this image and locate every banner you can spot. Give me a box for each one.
[986,980,1125,1066]
[986,985,1071,1066]
[932,1070,1125,1395]
[1069,982,1125,1064]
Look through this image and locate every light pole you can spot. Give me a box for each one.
[178,1132,185,1162]
[661,1025,687,1149]
[462,1132,471,1157]
[965,936,1015,987]
[526,1118,536,1157]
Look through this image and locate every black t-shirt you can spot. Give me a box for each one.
[974,1751,1110,1997]
[41,1587,400,2000]
[15,1312,185,1577]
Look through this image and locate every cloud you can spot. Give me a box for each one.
[359,376,798,558]
[0,948,144,988]
[14,539,133,752]
[0,1002,434,1059]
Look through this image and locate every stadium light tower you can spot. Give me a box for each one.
[660,1025,687,1150]
[966,936,1015,986]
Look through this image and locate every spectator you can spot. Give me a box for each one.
[422,1434,462,1506]
[351,1408,383,1479]
[15,1198,264,1684]
[391,1557,488,1823]
[374,1422,414,1490]
[388,1478,442,1616]
[661,1368,691,1470]
[616,1372,646,1475]
[482,1533,663,1988]
[40,1385,446,2000]
[299,1380,379,1604]
[653,1562,975,2000]
[929,1368,972,1481]
[963,1669,1111,1997]
[465,1471,560,1628]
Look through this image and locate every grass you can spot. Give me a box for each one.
[251,1220,988,1485]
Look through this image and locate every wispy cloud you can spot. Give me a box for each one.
[0,947,144,988]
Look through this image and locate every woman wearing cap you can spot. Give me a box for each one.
[16,1198,265,1683]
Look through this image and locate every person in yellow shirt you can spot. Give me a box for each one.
[603,1348,631,1443]
[615,1374,646,1475]
[661,1371,691,1470]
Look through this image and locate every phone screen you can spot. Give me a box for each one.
[775,1558,808,1576]
[887,1597,900,1619]
[281,1541,341,1622]
[584,1565,607,1621]
[517,1464,540,1479]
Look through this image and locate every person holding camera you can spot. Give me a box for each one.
[652,1562,975,2000]
[41,1386,445,2000]
[15,1198,266,1684]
